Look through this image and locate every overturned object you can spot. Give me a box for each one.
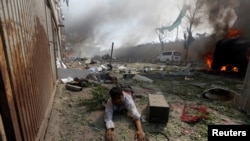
[201,88,236,102]
[211,37,250,74]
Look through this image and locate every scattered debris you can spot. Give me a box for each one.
[69,78,92,87]
[201,88,236,102]
[65,84,83,91]
[86,73,100,82]
[132,74,153,83]
[99,72,117,84]
[48,61,249,141]
[85,58,98,64]
[61,77,74,84]
[143,66,153,72]
[118,65,128,73]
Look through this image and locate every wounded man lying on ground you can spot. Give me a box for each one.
[104,86,146,141]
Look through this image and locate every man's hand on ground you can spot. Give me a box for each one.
[134,119,146,141]
[134,130,146,141]
[106,128,114,141]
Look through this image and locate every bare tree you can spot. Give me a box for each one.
[155,17,173,53]
[183,0,206,61]
[157,32,165,53]
[156,30,174,53]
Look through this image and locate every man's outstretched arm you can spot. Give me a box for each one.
[124,95,146,140]
[134,119,146,141]
[104,99,115,129]
[104,99,115,141]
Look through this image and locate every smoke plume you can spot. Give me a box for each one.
[61,0,184,57]
[61,0,250,60]
[232,0,250,39]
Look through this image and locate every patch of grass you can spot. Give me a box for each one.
[207,102,246,121]
[204,112,222,124]
[167,113,209,141]
[77,85,110,111]
[154,79,205,101]
[190,122,209,140]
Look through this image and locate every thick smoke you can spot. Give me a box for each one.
[233,0,250,39]
[62,0,249,60]
[200,0,239,40]
[188,0,241,61]
[62,0,184,57]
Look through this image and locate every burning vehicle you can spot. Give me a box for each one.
[211,30,250,74]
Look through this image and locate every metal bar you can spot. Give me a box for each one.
[109,42,114,65]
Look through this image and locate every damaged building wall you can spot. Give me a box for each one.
[235,61,250,115]
[0,0,62,141]
[232,0,250,115]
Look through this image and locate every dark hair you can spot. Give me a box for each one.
[109,86,123,99]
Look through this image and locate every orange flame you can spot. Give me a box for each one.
[205,55,213,69]
[220,66,227,71]
[227,29,240,38]
[220,65,239,72]
[232,67,239,72]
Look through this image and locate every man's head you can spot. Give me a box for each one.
[109,86,123,105]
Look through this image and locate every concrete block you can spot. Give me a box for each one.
[148,94,169,124]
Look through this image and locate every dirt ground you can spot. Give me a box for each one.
[44,62,250,141]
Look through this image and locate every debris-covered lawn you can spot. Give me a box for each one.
[44,62,250,141]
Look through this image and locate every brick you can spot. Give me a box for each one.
[148,94,169,124]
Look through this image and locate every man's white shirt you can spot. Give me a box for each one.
[104,91,141,129]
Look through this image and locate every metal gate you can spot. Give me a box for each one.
[0,0,60,140]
